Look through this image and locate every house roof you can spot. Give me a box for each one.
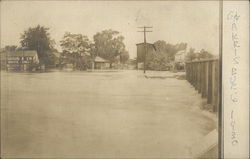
[1,50,38,57]
[136,42,154,46]
[136,43,156,51]
[94,56,109,63]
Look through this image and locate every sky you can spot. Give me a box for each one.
[1,1,219,59]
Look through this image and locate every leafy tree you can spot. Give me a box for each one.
[147,51,169,71]
[153,41,187,61]
[186,48,214,61]
[174,43,187,52]
[153,40,168,52]
[198,49,214,59]
[93,29,129,67]
[60,32,90,54]
[185,48,196,61]
[120,50,129,64]
[143,41,187,70]
[153,40,170,62]
[60,32,91,70]
[20,25,55,65]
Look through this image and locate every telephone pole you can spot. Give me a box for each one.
[138,26,153,73]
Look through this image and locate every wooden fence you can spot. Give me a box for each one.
[185,59,219,112]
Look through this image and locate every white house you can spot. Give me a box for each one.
[174,50,187,70]
[174,50,187,63]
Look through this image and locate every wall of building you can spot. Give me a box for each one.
[136,44,156,63]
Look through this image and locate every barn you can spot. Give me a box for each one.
[136,43,156,69]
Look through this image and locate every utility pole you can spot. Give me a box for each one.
[138,26,153,73]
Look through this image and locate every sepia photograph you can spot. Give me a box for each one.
[0,0,223,158]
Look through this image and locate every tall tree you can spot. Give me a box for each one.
[93,29,129,67]
[20,25,55,65]
[120,50,129,64]
[147,51,169,71]
[60,32,90,54]
[153,41,187,61]
[198,49,214,59]
[60,32,91,70]
[185,48,196,61]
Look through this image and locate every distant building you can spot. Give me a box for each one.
[62,63,74,71]
[174,50,187,70]
[127,59,137,70]
[51,51,61,67]
[136,43,156,69]
[94,56,110,69]
[175,50,187,63]
[0,50,39,71]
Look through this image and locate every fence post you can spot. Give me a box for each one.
[198,62,202,94]
[212,60,219,112]
[207,61,213,104]
[201,62,206,98]
[185,59,219,112]
[195,63,198,90]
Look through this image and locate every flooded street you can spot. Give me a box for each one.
[1,70,216,158]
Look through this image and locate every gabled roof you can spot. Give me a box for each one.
[136,43,156,51]
[94,56,109,62]
[136,42,154,46]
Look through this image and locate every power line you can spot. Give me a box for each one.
[137,26,153,74]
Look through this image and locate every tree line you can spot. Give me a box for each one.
[141,40,214,71]
[2,24,214,71]
[3,25,129,69]
[146,41,187,70]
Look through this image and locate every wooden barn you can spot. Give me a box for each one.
[136,42,156,69]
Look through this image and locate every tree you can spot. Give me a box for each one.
[174,43,187,52]
[120,50,129,64]
[153,40,170,62]
[185,48,214,61]
[20,25,55,65]
[60,32,90,54]
[153,41,187,61]
[147,51,169,71]
[185,48,196,61]
[93,29,129,67]
[60,32,91,70]
[198,49,214,59]
[144,41,188,70]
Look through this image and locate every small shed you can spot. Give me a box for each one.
[94,56,110,69]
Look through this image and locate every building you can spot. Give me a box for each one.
[136,43,156,69]
[94,56,110,69]
[52,51,61,67]
[175,50,187,63]
[174,50,187,70]
[0,50,39,71]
